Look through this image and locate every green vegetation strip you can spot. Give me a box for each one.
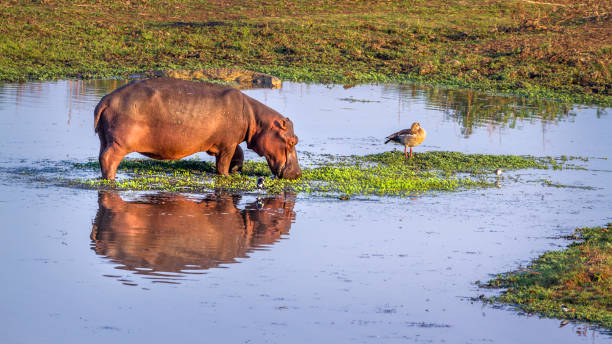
[481,223,612,328]
[1,1,610,105]
[69,151,578,197]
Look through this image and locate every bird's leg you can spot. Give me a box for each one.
[410,146,413,158]
[404,145,408,160]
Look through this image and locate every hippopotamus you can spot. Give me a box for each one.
[93,78,301,180]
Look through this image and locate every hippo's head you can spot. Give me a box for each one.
[250,117,302,179]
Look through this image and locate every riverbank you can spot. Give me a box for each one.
[482,223,612,329]
[1,1,610,105]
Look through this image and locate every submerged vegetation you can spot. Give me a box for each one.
[482,223,612,329]
[68,151,580,197]
[0,0,610,104]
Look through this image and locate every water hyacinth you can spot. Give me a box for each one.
[71,151,581,198]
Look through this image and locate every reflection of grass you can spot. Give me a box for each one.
[70,151,579,197]
[482,223,612,329]
[1,1,610,105]
[415,87,580,137]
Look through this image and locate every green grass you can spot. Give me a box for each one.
[0,1,610,105]
[361,151,571,172]
[481,223,612,328]
[68,151,579,197]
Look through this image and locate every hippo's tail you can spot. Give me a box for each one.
[93,99,108,133]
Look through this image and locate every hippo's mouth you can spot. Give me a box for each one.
[271,159,286,178]
[262,153,282,177]
[276,159,302,180]
[265,152,300,179]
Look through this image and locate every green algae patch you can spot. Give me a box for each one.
[481,223,612,329]
[362,151,589,173]
[362,151,555,172]
[75,158,217,175]
[70,151,578,197]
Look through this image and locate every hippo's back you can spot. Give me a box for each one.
[104,78,237,115]
[95,78,244,130]
[93,78,248,160]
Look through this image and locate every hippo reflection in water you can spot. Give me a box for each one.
[90,191,296,284]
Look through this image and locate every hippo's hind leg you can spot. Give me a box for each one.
[99,143,127,180]
[229,145,244,174]
[215,145,241,176]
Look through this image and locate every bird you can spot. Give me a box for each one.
[384,122,427,159]
[496,168,502,176]
[256,177,265,192]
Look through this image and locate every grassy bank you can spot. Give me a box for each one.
[67,151,579,197]
[0,1,610,105]
[482,223,612,328]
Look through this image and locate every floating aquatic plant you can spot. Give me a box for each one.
[67,151,583,198]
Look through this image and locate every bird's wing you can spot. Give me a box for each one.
[385,129,413,139]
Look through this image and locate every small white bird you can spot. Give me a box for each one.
[256,177,265,192]
[496,168,502,176]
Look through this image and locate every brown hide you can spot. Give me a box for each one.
[94,78,301,180]
[90,191,296,278]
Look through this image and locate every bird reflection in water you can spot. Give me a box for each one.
[90,191,296,286]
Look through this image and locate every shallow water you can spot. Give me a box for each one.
[0,80,611,343]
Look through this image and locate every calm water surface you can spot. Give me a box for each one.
[0,80,611,343]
